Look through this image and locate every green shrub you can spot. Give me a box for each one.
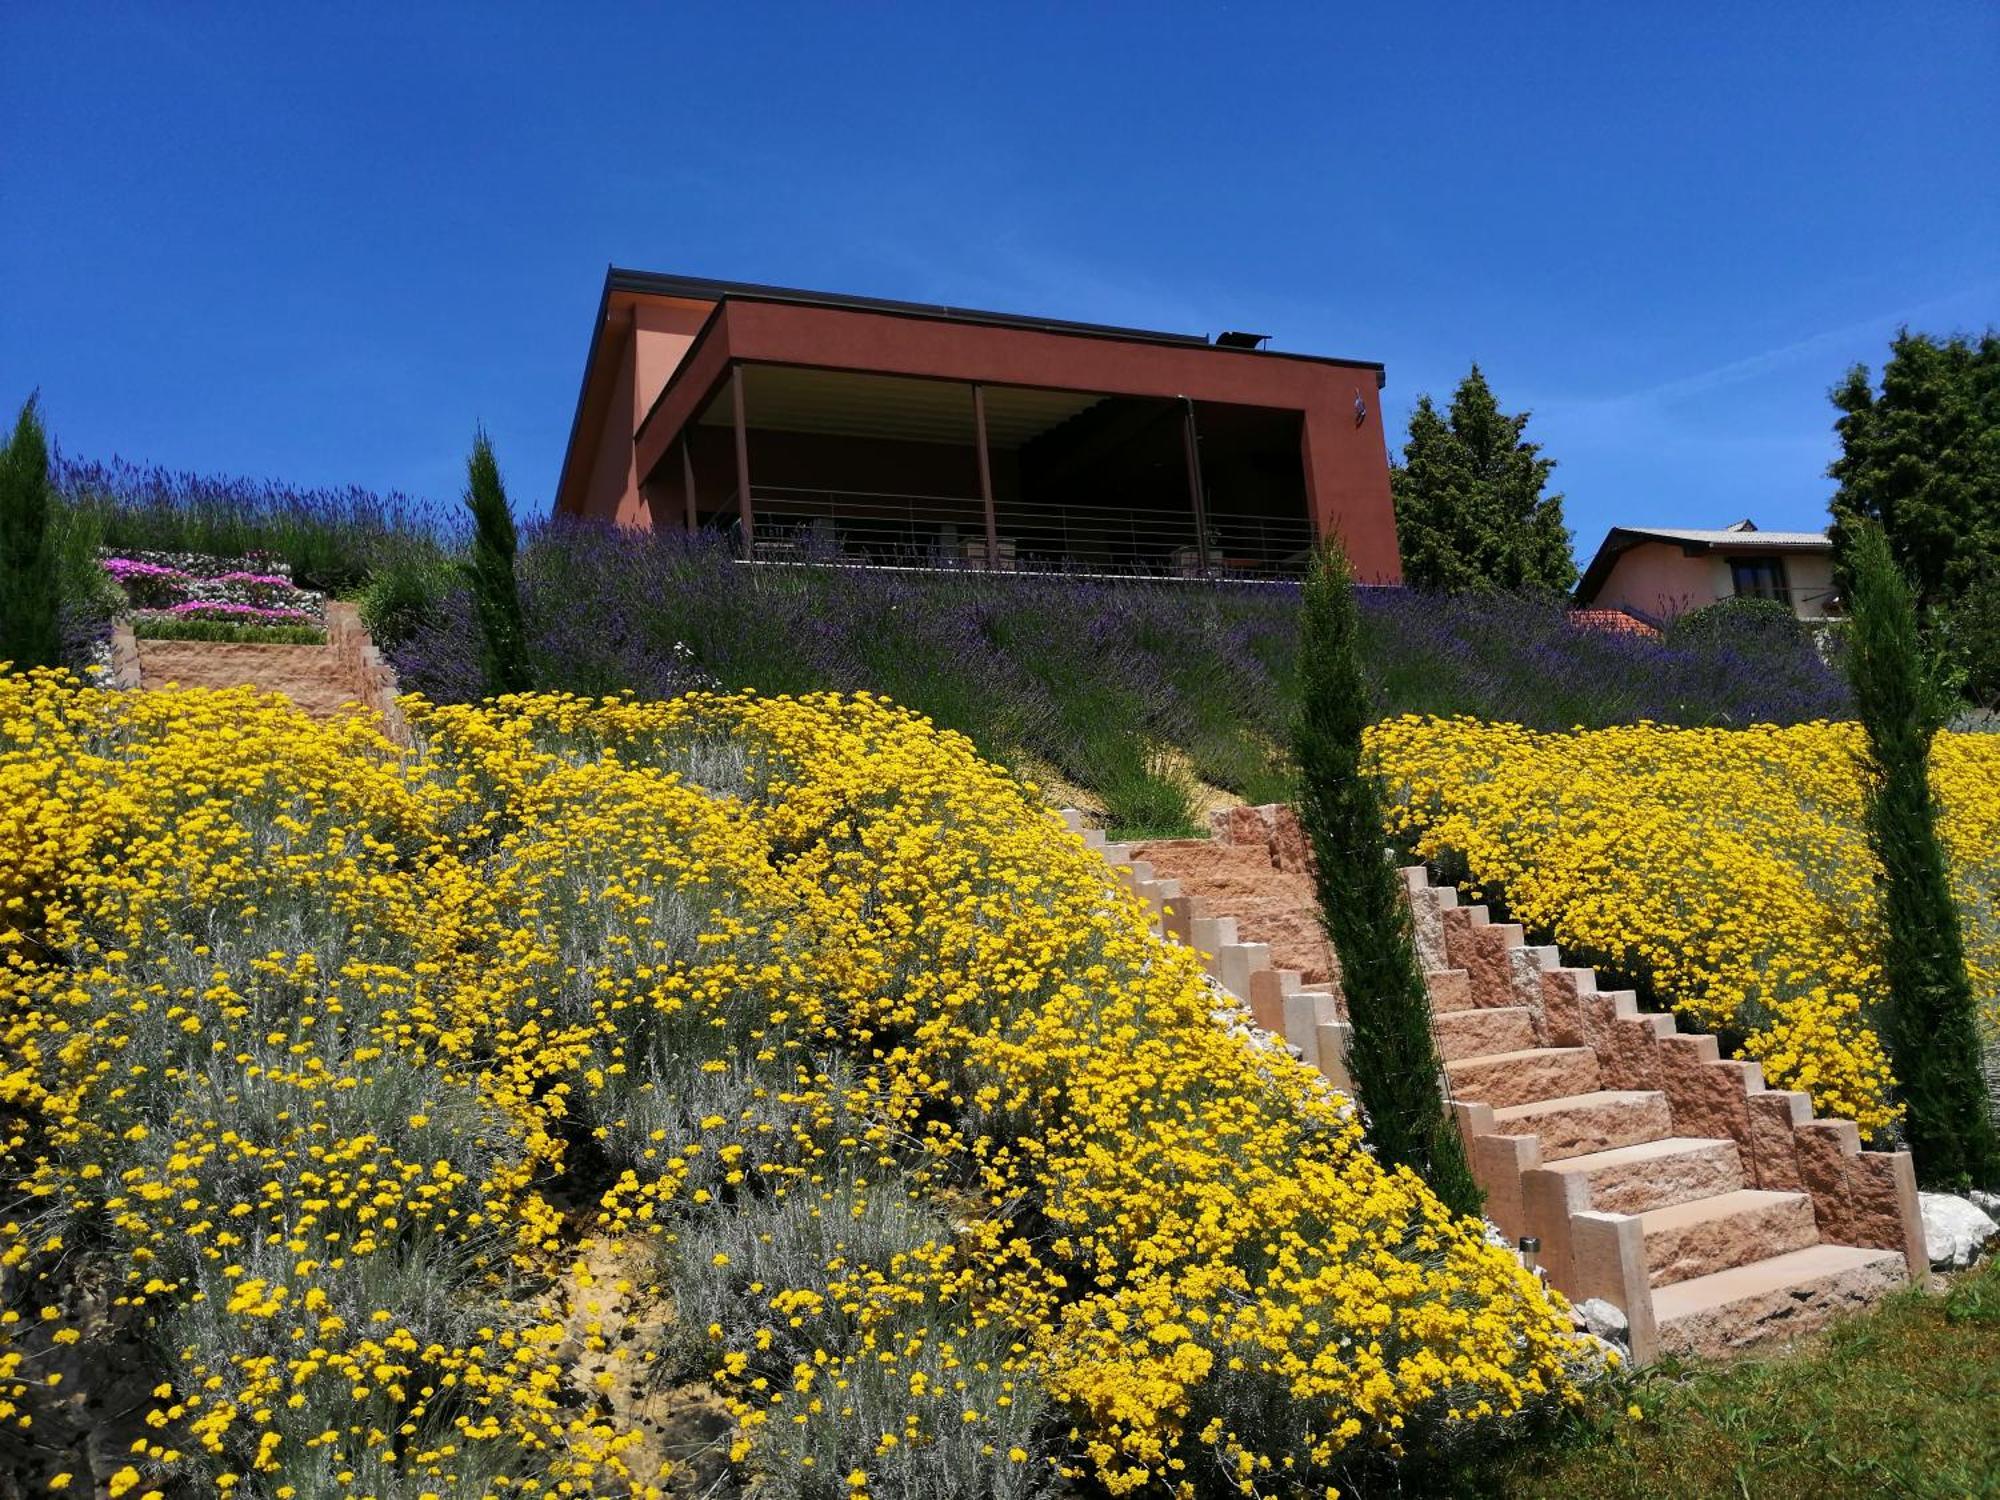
[357,549,457,648]
[1665,594,1808,650]
[130,616,327,645]
[462,430,532,697]
[1,395,61,671]
[1942,567,2000,709]
[1842,521,2000,1189]
[1294,542,1483,1214]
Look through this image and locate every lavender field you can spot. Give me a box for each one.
[385,524,1849,834]
[49,459,1849,835]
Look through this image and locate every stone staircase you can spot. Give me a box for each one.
[109,602,409,743]
[1069,804,1925,1364]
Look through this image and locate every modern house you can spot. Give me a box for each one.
[1574,520,1839,625]
[552,269,1402,580]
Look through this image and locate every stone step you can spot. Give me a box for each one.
[1640,1189,1822,1289]
[1651,1244,1909,1360]
[1434,1006,1538,1062]
[1424,969,1475,1013]
[1539,1136,1744,1215]
[1444,1046,1601,1109]
[1490,1089,1672,1161]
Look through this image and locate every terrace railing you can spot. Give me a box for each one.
[721,485,1316,579]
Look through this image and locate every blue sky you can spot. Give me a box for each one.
[4,2,1995,555]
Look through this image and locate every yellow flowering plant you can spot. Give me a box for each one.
[1366,715,2000,1137]
[1,674,1588,1499]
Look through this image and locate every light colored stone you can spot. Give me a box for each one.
[1919,1191,1999,1270]
[1652,1245,1908,1359]
[1538,1136,1744,1216]
[1490,1089,1672,1161]
[1573,1297,1629,1348]
[1639,1189,1819,1288]
[1444,1046,1602,1110]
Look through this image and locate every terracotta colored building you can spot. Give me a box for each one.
[1574,520,1840,625]
[553,269,1401,580]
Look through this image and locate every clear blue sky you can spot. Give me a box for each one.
[5,3,1995,555]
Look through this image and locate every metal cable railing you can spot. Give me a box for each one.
[715,485,1316,579]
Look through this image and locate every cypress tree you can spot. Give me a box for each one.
[0,395,62,672]
[1843,521,2000,1189]
[462,428,533,697]
[1293,540,1484,1213]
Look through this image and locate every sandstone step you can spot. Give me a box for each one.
[1490,1088,1671,1161]
[1425,969,1475,1013]
[1539,1135,1744,1215]
[1651,1244,1909,1359]
[1640,1189,1821,1288]
[1434,1006,1538,1062]
[1445,1046,1601,1109]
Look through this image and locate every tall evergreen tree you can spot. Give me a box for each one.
[1842,521,1999,1189]
[1829,329,2000,618]
[1293,540,1484,1214]
[462,428,533,697]
[0,395,61,672]
[1391,364,1576,593]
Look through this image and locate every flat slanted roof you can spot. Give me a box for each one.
[1575,521,1833,603]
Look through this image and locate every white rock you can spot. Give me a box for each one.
[1919,1191,1999,1270]
[1572,1297,1630,1347]
[1969,1188,2000,1222]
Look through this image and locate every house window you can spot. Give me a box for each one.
[1729,556,1788,601]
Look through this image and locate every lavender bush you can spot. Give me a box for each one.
[55,453,456,596]
[387,523,1851,835]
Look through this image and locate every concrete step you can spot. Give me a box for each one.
[1640,1189,1822,1288]
[1445,1046,1601,1109]
[1652,1244,1909,1360]
[1539,1135,1745,1215]
[1434,1006,1538,1062]
[1490,1088,1672,1161]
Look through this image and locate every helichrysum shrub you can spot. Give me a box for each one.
[0,674,1590,1500]
[1368,715,2000,1138]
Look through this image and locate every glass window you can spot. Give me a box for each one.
[1729,556,1787,600]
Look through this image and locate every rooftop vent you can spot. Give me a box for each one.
[1215,330,1271,350]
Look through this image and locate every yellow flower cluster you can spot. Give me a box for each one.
[2,673,1585,1499]
[1366,715,2000,1136]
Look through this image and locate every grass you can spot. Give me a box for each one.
[130,616,327,645]
[1455,1258,2000,1499]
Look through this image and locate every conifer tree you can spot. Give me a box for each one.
[1294,540,1484,1213]
[462,428,533,697]
[1843,521,1999,1189]
[1392,365,1576,593]
[0,395,61,672]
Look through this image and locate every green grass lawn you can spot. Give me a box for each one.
[1457,1257,2000,1500]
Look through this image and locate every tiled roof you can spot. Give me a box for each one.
[1569,608,1663,638]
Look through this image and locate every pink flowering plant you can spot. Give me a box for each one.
[100,548,325,624]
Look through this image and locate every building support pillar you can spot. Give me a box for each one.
[1182,397,1211,576]
[680,435,698,531]
[972,382,998,566]
[730,363,754,553]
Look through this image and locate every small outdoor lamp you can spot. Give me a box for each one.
[1518,1236,1542,1278]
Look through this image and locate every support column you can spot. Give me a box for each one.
[730,364,754,552]
[972,382,998,566]
[1182,398,1210,576]
[681,435,698,531]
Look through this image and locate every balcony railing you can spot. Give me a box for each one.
[718,485,1315,579]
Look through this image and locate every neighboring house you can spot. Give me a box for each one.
[1574,520,1839,624]
[553,268,1401,580]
